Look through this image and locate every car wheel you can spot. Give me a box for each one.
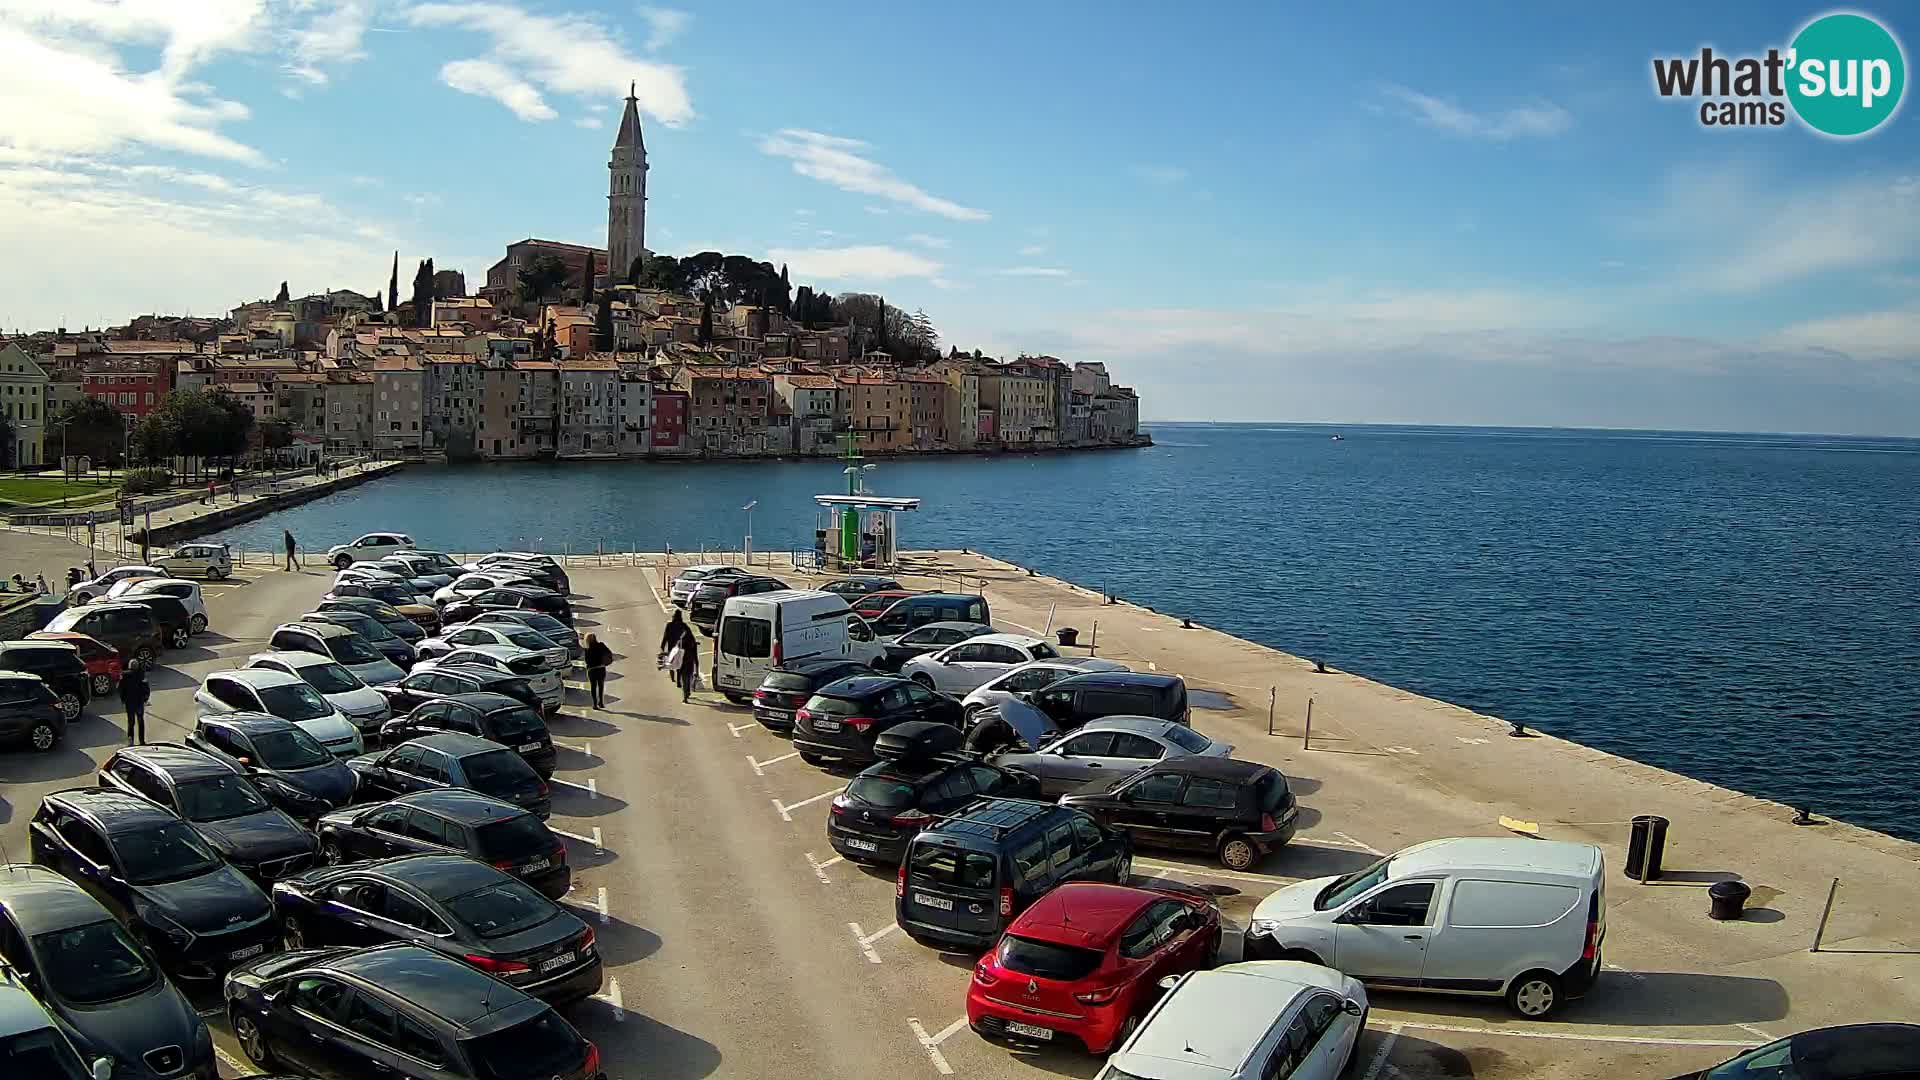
[1116,853,1133,884]
[1218,835,1259,871]
[169,627,190,649]
[134,646,156,665]
[1506,971,1560,1018]
[282,916,307,950]
[232,1012,275,1069]
[910,673,935,689]
[962,703,985,727]
[1107,1012,1141,1054]
[28,719,61,752]
[54,692,82,722]
[321,837,344,864]
[91,673,112,696]
[190,613,208,634]
[334,554,353,569]
[207,566,227,581]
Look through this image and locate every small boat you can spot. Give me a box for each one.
[1330,434,1344,442]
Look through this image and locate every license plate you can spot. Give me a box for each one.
[229,943,265,961]
[539,950,576,973]
[521,858,550,872]
[1005,1022,1053,1041]
[520,741,541,751]
[845,838,878,853]
[813,718,841,732]
[913,893,954,911]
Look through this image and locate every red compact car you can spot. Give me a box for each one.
[27,630,123,696]
[967,882,1220,1054]
[851,589,917,620]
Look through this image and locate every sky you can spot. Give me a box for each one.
[1,1,1917,434]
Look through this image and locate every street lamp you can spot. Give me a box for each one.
[741,500,757,565]
[858,463,878,495]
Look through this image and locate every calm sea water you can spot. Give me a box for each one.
[213,425,1920,840]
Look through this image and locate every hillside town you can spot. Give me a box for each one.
[0,89,1144,469]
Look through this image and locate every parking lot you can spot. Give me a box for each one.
[3,554,1915,1079]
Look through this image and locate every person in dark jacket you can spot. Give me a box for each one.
[283,529,299,571]
[676,632,699,703]
[119,660,150,745]
[660,611,690,688]
[583,634,613,709]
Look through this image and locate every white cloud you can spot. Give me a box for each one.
[0,0,271,79]
[1131,164,1187,185]
[907,233,948,249]
[998,266,1071,278]
[286,0,372,85]
[1777,307,1920,359]
[440,58,554,121]
[759,129,989,221]
[638,7,690,51]
[1383,84,1572,139]
[1018,243,1046,256]
[574,115,602,128]
[764,245,941,282]
[407,2,693,125]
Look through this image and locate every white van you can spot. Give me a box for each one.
[712,590,884,702]
[1245,837,1605,1019]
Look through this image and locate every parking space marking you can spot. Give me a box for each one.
[595,886,609,924]
[907,1017,958,1075]
[728,721,757,739]
[594,977,626,1023]
[750,750,800,776]
[1332,831,1384,855]
[197,1006,222,1018]
[1135,859,1296,886]
[216,1048,250,1076]
[558,740,592,755]
[1737,1023,1776,1042]
[773,788,840,822]
[644,575,670,615]
[551,826,604,854]
[1390,1020,1755,1048]
[849,921,898,964]
[1360,1023,1400,1080]
[806,851,842,884]
[552,777,597,798]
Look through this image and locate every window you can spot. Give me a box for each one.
[1058,731,1114,757]
[1125,773,1184,803]
[1080,690,1150,717]
[1046,822,1076,872]
[1181,777,1241,809]
[416,753,452,784]
[968,766,1010,795]
[929,772,974,807]
[1302,993,1343,1036]
[1356,882,1436,927]
[364,806,409,833]
[385,744,429,774]
[1070,815,1106,853]
[1109,733,1166,760]
[382,890,450,935]
[117,762,172,807]
[403,810,453,845]
[977,644,1025,665]
[53,815,112,867]
[344,991,401,1047]
[291,977,351,1022]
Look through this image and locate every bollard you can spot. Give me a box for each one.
[1181,617,1193,629]
[1089,620,1098,655]
[1810,877,1839,951]
[1266,687,1276,736]
[1304,697,1313,749]
[1708,880,1751,921]
[1792,806,1818,826]
[1625,815,1670,882]
[1313,658,1328,674]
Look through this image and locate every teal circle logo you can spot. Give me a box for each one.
[1787,12,1906,137]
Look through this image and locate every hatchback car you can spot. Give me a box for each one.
[0,965,112,1079]
[415,647,563,715]
[1063,757,1299,870]
[380,693,556,778]
[1671,1024,1920,1080]
[43,603,163,665]
[0,672,65,752]
[152,543,231,581]
[184,714,358,819]
[466,559,569,596]
[820,576,901,598]
[417,623,570,672]
[0,639,91,720]
[116,594,196,650]
[870,592,992,638]
[244,650,391,734]
[465,609,582,659]
[347,732,552,819]
[338,563,443,598]
[106,578,209,635]
[901,633,1062,694]
[443,586,573,628]
[316,789,569,898]
[873,620,996,673]
[326,577,434,612]
[293,610,420,670]
[271,620,409,684]
[432,571,539,607]
[313,596,428,642]
[26,630,123,697]
[196,669,362,758]
[994,716,1235,798]
[688,574,788,636]
[751,658,874,733]
[828,756,1039,864]
[324,531,415,569]
[1097,961,1368,1080]
[961,659,1132,723]
[968,882,1221,1054]
[225,943,606,1080]
[1028,671,1193,731]
[28,789,277,982]
[376,664,544,716]
[0,866,215,1080]
[97,744,319,883]
[68,565,164,605]
[369,554,454,590]
[273,855,601,1004]
[792,675,963,767]
[668,564,747,607]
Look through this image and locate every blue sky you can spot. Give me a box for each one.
[2,1,1917,433]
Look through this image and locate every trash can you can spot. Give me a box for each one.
[1708,880,1751,920]
[1625,815,1670,881]
[1057,628,1079,648]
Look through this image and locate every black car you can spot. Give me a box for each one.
[1026,670,1192,731]
[185,714,358,819]
[292,611,417,670]
[347,733,552,819]
[751,659,874,733]
[97,744,320,883]
[28,789,278,981]
[330,579,430,610]
[377,664,543,717]
[225,943,606,1080]
[1667,1024,1920,1080]
[45,602,164,665]
[895,798,1131,952]
[1060,756,1298,871]
[444,586,574,628]
[688,575,788,636]
[0,865,215,1080]
[0,640,91,721]
[316,789,570,899]
[869,592,992,638]
[272,855,601,1004]
[116,595,195,651]
[0,671,68,752]
[828,754,1039,864]
[313,597,426,643]
[466,610,582,659]
[791,675,964,768]
[820,576,901,598]
[872,620,995,673]
[379,693,556,778]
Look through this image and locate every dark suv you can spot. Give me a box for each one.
[0,640,90,721]
[0,672,65,752]
[1060,757,1299,871]
[185,714,358,819]
[828,752,1039,864]
[379,693,556,778]
[315,788,570,898]
[895,798,1131,951]
[689,575,788,636]
[443,587,574,628]
[792,675,963,768]
[97,744,319,883]
[752,658,873,733]
[1026,671,1191,731]
[347,733,552,819]
[378,665,542,717]
[117,594,195,650]
[869,593,992,638]
[43,602,163,665]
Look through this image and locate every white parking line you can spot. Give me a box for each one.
[1360,1023,1401,1080]
[998,619,1043,636]
[849,921,893,963]
[806,851,842,884]
[728,721,757,739]
[558,740,592,755]
[594,977,625,1022]
[595,886,609,924]
[552,777,597,798]
[197,1006,222,1018]
[216,1048,250,1076]
[644,575,670,615]
[773,788,839,822]
[750,750,799,776]
[1135,859,1297,886]
[1737,1023,1777,1042]
[907,1018,957,1075]
[1390,1020,1755,1048]
[1332,831,1383,855]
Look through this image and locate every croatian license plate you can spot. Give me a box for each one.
[229,943,265,961]
[519,741,541,752]
[813,718,841,732]
[1005,1022,1052,1041]
[913,893,954,911]
[521,858,550,872]
[845,838,878,853]
[539,950,576,973]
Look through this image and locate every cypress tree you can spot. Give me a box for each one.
[388,251,399,312]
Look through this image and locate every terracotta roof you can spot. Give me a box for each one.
[370,358,423,371]
[558,357,618,370]
[225,382,269,393]
[513,360,557,371]
[900,372,946,384]
[781,375,837,389]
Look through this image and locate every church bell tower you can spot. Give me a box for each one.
[607,83,648,283]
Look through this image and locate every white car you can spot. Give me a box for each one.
[432,571,538,607]
[195,668,362,758]
[372,553,454,589]
[69,565,164,604]
[325,531,414,569]
[105,577,210,635]
[418,623,570,670]
[1098,961,1368,1080]
[244,650,391,734]
[415,645,564,714]
[153,542,231,581]
[900,633,1062,695]
[669,564,746,607]
[961,658,1132,720]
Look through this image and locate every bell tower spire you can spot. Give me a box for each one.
[607,83,648,282]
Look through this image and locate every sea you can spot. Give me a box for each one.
[210,424,1920,841]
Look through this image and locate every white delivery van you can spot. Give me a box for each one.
[712,590,884,702]
[1245,837,1605,1019]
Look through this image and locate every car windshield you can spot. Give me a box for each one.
[1164,726,1212,753]
[476,816,553,860]
[1316,856,1394,910]
[299,661,364,694]
[1027,642,1060,660]
[440,879,557,938]
[342,615,398,641]
[848,775,919,808]
[1701,1039,1796,1079]
[327,634,383,665]
[176,775,272,821]
[34,920,157,1004]
[463,749,539,794]
[486,707,546,743]
[999,934,1104,981]
[506,631,554,651]
[115,822,222,884]
[258,682,333,721]
[522,614,568,636]
[252,728,332,770]
[907,845,997,889]
[460,1009,585,1080]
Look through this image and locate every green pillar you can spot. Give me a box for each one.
[839,431,862,562]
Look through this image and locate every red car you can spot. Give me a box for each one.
[851,589,918,620]
[27,630,124,696]
[967,882,1220,1054]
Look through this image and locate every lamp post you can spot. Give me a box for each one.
[741,500,757,565]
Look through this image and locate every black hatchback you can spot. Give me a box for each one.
[316,789,569,898]
[792,675,963,768]
[377,664,542,717]
[752,658,873,733]
[118,594,196,650]
[379,693,556,778]
[1027,671,1192,731]
[0,640,90,721]
[1059,756,1299,871]
[98,744,320,883]
[0,671,66,752]
[347,733,552,819]
[828,756,1040,864]
[689,575,788,636]
[185,714,358,820]
[444,586,573,628]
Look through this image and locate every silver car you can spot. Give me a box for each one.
[415,645,564,714]
[418,623,570,671]
[668,565,746,607]
[992,715,1233,797]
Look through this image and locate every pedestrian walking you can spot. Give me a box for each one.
[204,478,216,505]
[119,659,150,745]
[584,634,613,709]
[676,631,700,704]
[284,529,299,571]
[659,611,690,687]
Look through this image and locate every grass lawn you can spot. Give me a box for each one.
[0,476,123,506]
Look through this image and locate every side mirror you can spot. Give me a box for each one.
[92,1057,113,1080]
[1335,906,1368,925]
[1157,973,1183,991]
[1342,999,1365,1017]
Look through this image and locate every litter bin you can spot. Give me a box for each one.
[1708,880,1751,920]
[1625,815,1670,881]
[1057,628,1079,648]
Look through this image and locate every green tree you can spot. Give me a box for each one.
[626,254,646,286]
[0,413,14,469]
[258,418,295,462]
[778,264,791,316]
[698,287,714,346]
[518,254,570,304]
[130,411,178,466]
[594,292,614,351]
[388,251,399,311]
[583,252,597,307]
[274,281,290,304]
[53,398,125,466]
